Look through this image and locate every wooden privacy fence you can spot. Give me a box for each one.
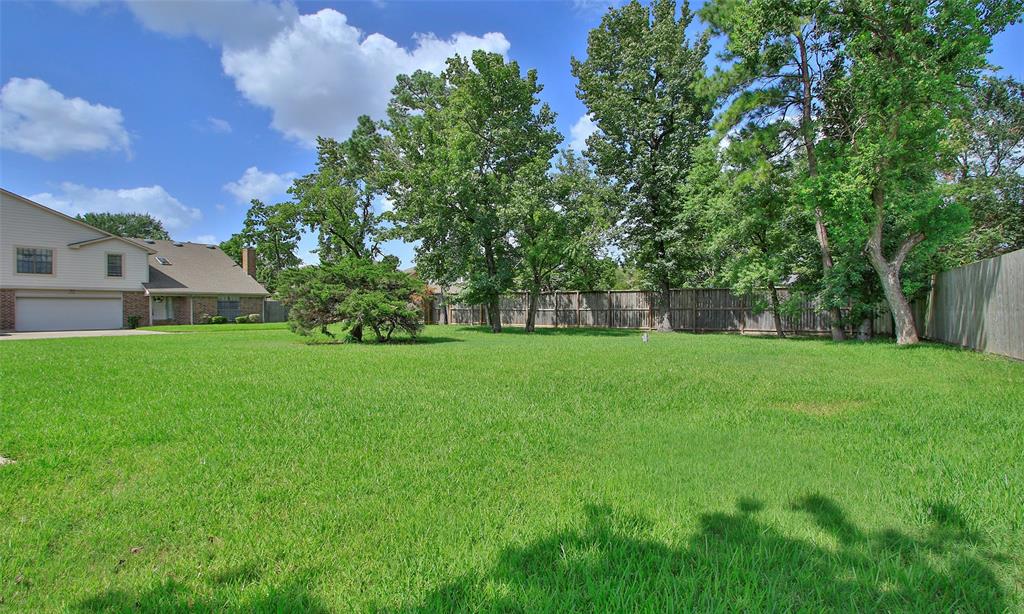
[427,288,894,336]
[263,299,290,323]
[913,248,1023,360]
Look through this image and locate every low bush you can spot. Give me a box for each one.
[197,313,212,325]
[126,315,140,329]
[210,315,228,324]
[247,313,261,323]
[235,315,249,324]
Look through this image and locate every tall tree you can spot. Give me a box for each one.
[510,150,614,332]
[699,128,817,338]
[944,75,1024,265]
[76,212,170,240]
[291,116,385,263]
[384,51,561,332]
[823,0,1019,344]
[235,199,303,293]
[572,0,711,331]
[701,0,847,340]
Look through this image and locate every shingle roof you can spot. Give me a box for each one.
[139,239,269,296]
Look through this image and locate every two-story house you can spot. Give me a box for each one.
[0,188,269,332]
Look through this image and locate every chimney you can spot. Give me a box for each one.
[241,247,257,278]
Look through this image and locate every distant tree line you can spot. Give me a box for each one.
[222,0,1022,344]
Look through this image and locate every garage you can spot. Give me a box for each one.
[15,294,123,331]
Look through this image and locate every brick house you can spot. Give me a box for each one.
[1,188,268,331]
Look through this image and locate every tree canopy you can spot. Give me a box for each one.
[77,212,170,241]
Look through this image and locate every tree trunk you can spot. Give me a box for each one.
[350,323,363,342]
[525,289,539,333]
[768,281,786,339]
[487,294,502,333]
[857,317,873,341]
[866,185,923,346]
[482,240,502,333]
[654,281,673,332]
[797,31,845,342]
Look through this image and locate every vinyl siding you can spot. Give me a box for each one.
[0,191,150,290]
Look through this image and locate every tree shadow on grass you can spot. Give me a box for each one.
[395,496,1007,612]
[76,564,328,613]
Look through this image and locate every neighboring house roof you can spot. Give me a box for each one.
[139,239,269,296]
[0,187,158,254]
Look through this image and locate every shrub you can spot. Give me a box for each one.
[278,257,425,342]
[247,313,261,323]
[126,315,140,329]
[197,313,212,325]
[235,315,249,324]
[210,315,228,324]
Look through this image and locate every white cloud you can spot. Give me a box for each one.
[124,0,298,48]
[111,0,510,144]
[0,78,131,160]
[193,234,218,244]
[220,9,510,142]
[569,114,597,153]
[206,117,232,133]
[30,183,202,233]
[223,166,296,204]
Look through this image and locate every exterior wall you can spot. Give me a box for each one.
[188,295,264,322]
[122,291,150,328]
[149,296,191,326]
[191,296,218,323]
[240,296,264,320]
[0,288,15,330]
[0,191,150,291]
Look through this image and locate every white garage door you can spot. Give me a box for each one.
[15,297,123,331]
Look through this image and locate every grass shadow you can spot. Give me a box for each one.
[77,565,326,613]
[394,497,1007,612]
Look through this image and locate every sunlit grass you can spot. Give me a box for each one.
[1,325,1021,611]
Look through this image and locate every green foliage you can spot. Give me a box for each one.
[572,0,713,296]
[234,315,249,324]
[229,199,303,293]
[291,116,386,262]
[943,75,1024,266]
[76,212,171,240]
[384,51,561,331]
[209,315,228,324]
[509,150,616,329]
[278,257,425,342]
[126,315,140,329]
[695,127,818,335]
[247,313,261,323]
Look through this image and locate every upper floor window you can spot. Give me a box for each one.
[106,253,124,277]
[16,247,53,274]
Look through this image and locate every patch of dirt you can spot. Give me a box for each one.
[0,455,14,466]
[781,400,866,416]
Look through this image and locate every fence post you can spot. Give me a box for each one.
[554,290,559,328]
[576,291,581,327]
[607,290,613,328]
[694,289,700,333]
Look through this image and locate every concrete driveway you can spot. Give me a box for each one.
[0,329,166,341]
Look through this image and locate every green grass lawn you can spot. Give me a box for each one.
[1,326,1021,612]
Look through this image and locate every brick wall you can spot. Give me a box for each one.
[240,296,264,321]
[0,289,15,331]
[171,297,191,325]
[191,296,218,323]
[122,291,150,328]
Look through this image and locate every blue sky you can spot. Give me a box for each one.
[2,1,1021,266]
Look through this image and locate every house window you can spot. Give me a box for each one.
[217,295,241,319]
[16,247,53,274]
[106,253,124,277]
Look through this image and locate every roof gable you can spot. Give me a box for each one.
[141,239,269,296]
